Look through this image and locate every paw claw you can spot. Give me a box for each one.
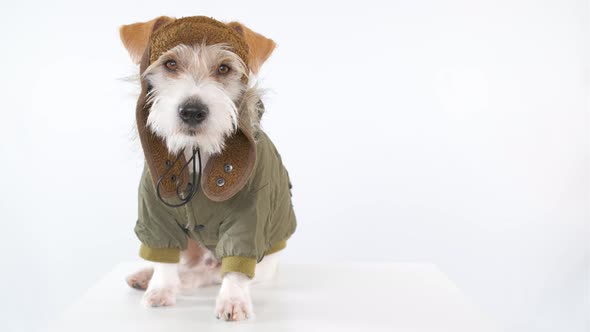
[216,299,251,321]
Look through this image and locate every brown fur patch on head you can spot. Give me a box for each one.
[227,22,276,74]
[119,16,175,64]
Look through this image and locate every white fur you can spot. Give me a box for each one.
[143,44,247,155]
[215,272,253,320]
[142,263,180,307]
[215,252,280,320]
[177,243,222,289]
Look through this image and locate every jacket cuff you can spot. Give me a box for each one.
[266,240,287,255]
[221,256,257,278]
[139,244,181,263]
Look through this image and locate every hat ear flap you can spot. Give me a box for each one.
[201,129,257,202]
[120,16,175,64]
[227,22,276,74]
[200,88,260,202]
[135,22,190,202]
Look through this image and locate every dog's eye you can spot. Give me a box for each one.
[165,60,177,71]
[218,64,230,75]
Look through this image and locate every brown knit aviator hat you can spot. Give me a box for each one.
[120,16,276,204]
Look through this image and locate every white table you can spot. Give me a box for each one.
[45,262,498,332]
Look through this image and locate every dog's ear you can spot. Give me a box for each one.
[119,16,175,64]
[227,22,276,74]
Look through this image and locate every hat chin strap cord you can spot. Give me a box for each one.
[156,147,202,208]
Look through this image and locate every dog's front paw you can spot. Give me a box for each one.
[142,288,176,307]
[216,296,252,321]
[215,297,252,321]
[215,274,253,321]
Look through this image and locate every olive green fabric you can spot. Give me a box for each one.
[135,131,296,278]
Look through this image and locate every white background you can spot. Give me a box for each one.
[0,1,587,331]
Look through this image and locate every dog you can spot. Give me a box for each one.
[119,16,297,321]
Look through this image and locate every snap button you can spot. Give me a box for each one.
[216,177,225,187]
[224,163,233,173]
[194,224,205,231]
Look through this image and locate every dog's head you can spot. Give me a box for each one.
[120,16,275,155]
[119,16,276,202]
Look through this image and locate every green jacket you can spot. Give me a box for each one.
[135,131,297,278]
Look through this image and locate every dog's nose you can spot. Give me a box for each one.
[179,101,209,125]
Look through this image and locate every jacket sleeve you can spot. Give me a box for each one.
[215,183,271,278]
[135,166,188,263]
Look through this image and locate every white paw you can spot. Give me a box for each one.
[142,287,176,307]
[215,273,253,321]
[215,297,252,321]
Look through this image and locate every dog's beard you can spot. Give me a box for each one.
[147,82,239,156]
